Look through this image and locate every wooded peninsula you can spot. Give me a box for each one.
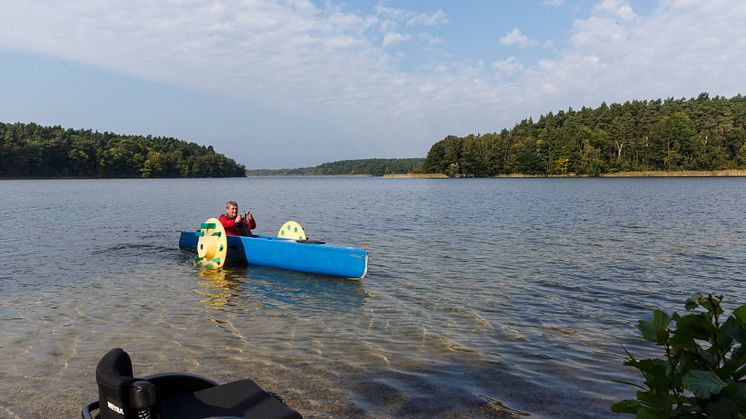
[246,158,423,176]
[420,93,746,177]
[0,122,246,178]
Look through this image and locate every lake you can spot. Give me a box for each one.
[1,177,745,418]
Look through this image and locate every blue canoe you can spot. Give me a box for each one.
[179,231,368,279]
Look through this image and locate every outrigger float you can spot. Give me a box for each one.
[179,219,368,279]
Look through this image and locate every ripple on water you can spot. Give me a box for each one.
[2,178,746,417]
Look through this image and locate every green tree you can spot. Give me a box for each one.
[649,112,696,170]
[67,135,99,176]
[140,151,167,177]
[0,122,245,178]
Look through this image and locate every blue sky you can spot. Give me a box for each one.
[1,0,744,169]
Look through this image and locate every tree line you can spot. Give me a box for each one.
[0,122,246,178]
[247,158,423,176]
[420,93,746,177]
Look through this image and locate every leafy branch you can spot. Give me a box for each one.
[612,292,746,418]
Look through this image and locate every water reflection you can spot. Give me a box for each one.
[194,269,245,309]
[193,265,370,313]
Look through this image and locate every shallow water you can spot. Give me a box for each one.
[1,177,745,418]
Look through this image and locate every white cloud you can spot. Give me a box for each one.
[407,10,448,27]
[593,0,637,21]
[0,1,398,115]
[418,33,444,45]
[374,4,407,21]
[499,28,538,48]
[523,0,746,111]
[543,0,566,7]
[375,5,447,27]
[0,0,745,166]
[492,57,524,75]
[383,32,411,47]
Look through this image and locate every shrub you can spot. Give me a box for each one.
[612,292,746,418]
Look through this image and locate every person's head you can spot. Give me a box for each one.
[225,201,239,218]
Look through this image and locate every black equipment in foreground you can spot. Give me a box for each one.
[82,348,302,419]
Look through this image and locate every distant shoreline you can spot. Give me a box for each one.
[600,169,746,177]
[4,170,745,180]
[384,169,746,178]
[382,173,449,178]
[0,176,248,180]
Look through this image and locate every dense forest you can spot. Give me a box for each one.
[420,93,746,177]
[0,122,246,178]
[247,158,423,176]
[246,167,315,176]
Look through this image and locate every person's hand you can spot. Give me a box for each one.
[246,212,254,221]
[235,215,244,224]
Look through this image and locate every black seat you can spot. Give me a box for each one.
[82,348,301,419]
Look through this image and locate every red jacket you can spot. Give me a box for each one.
[218,214,256,236]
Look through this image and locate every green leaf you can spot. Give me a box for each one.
[669,330,698,352]
[696,346,717,366]
[686,292,706,310]
[673,352,697,387]
[635,406,667,419]
[639,309,671,343]
[721,347,746,378]
[720,316,741,346]
[683,370,727,398]
[724,382,746,410]
[708,398,739,418]
[675,313,714,341]
[636,359,670,391]
[733,305,746,325]
[611,399,640,413]
[612,379,647,390]
[637,388,672,412]
[703,294,724,316]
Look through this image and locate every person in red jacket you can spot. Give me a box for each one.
[218,201,256,236]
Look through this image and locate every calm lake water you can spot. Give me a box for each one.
[1,177,745,418]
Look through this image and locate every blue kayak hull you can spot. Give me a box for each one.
[179,232,368,279]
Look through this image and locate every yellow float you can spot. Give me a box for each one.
[194,218,227,269]
[277,220,307,241]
